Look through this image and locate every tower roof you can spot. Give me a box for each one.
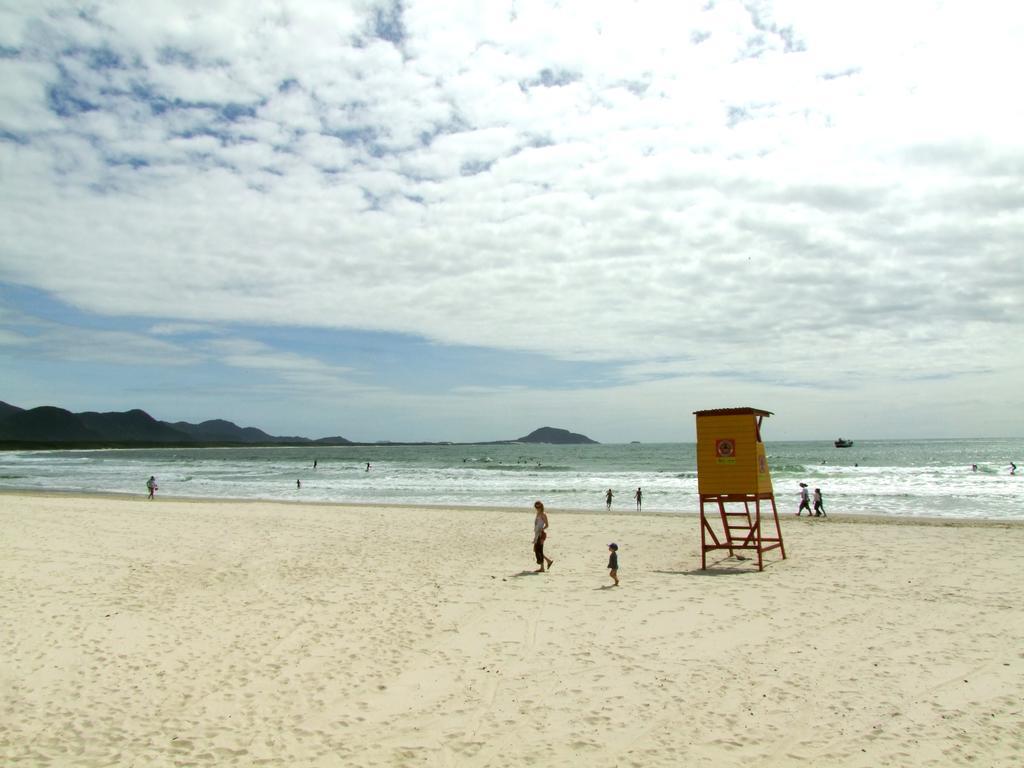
[693,407,773,417]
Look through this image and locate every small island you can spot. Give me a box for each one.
[515,427,598,445]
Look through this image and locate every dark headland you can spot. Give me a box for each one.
[0,401,598,448]
[515,427,598,445]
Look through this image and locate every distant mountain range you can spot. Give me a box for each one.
[0,402,598,446]
[0,403,350,446]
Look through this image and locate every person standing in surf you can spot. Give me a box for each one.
[146,475,157,499]
[532,500,554,573]
[605,488,614,511]
[633,487,642,511]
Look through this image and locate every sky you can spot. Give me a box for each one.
[1,0,1022,443]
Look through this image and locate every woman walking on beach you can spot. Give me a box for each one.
[797,483,811,516]
[533,500,554,573]
[813,488,827,517]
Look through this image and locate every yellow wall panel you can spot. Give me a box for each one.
[695,410,773,496]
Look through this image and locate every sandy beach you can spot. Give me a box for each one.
[2,492,1022,767]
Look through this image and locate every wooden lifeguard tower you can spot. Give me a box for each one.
[694,407,785,571]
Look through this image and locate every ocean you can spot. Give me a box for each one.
[1,438,1021,520]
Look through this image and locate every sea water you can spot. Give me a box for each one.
[0,439,1021,520]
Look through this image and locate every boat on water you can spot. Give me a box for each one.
[834,438,854,448]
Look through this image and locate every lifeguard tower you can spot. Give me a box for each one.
[694,407,785,571]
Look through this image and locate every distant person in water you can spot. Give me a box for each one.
[972,464,978,472]
[634,487,642,511]
[813,488,827,517]
[366,462,371,472]
[797,483,811,516]
[296,479,301,489]
[1012,462,1017,475]
[532,500,553,572]
[605,488,614,511]
[146,475,157,499]
[314,459,318,469]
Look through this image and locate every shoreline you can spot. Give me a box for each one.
[3,487,1023,527]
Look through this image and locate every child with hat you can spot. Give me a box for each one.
[607,543,619,587]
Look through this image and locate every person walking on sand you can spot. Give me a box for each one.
[634,487,642,511]
[813,487,827,517]
[605,488,614,511]
[797,483,811,516]
[146,475,157,500]
[532,500,554,572]
[607,543,619,586]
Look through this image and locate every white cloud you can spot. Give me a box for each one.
[148,322,222,336]
[0,0,1022,438]
[0,315,202,366]
[201,337,373,397]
